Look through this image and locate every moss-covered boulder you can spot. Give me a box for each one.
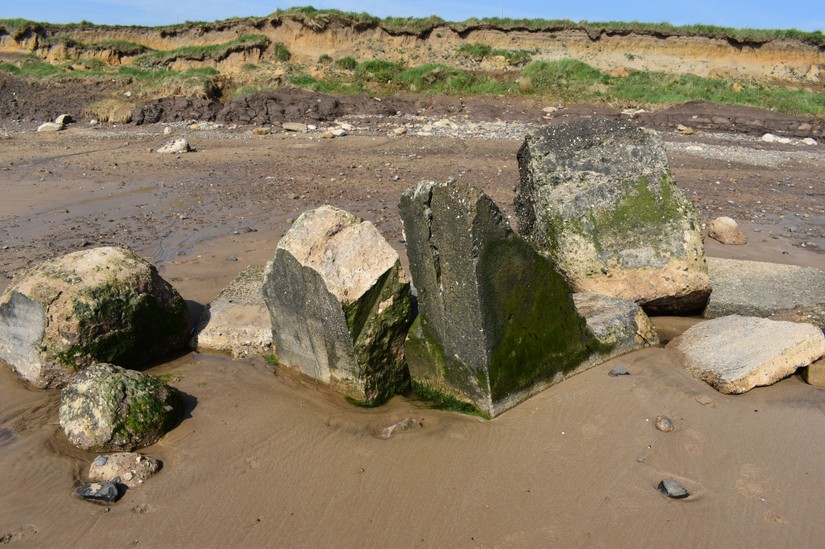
[515,119,711,314]
[59,363,184,451]
[262,205,413,406]
[400,181,613,418]
[0,246,191,388]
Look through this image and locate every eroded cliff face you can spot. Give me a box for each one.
[1,15,823,86]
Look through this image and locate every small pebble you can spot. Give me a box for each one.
[658,479,689,499]
[655,415,675,432]
[608,365,630,377]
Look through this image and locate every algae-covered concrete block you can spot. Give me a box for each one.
[262,206,412,405]
[515,119,711,314]
[0,246,191,388]
[400,181,611,418]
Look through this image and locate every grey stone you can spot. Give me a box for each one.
[573,292,659,357]
[515,119,711,314]
[282,122,307,132]
[54,114,73,125]
[668,315,825,394]
[59,363,184,451]
[705,257,825,320]
[75,481,121,504]
[0,246,191,388]
[658,479,689,499]
[262,206,412,405]
[608,365,630,376]
[655,415,675,432]
[88,452,161,488]
[400,180,609,418]
[193,265,273,358]
[379,417,423,439]
[156,138,190,154]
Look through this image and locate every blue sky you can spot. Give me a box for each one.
[5,1,824,32]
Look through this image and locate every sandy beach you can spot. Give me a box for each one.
[1,115,824,547]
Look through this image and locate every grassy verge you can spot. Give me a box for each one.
[133,34,271,68]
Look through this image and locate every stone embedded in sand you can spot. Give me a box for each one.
[514,119,711,314]
[668,315,825,394]
[262,205,412,406]
[658,479,689,499]
[0,246,191,388]
[192,265,273,359]
[804,359,825,387]
[37,122,63,132]
[705,258,825,320]
[54,114,73,125]
[60,363,184,451]
[75,481,121,504]
[708,216,747,245]
[282,122,307,132]
[156,138,190,154]
[655,415,675,432]
[400,180,610,418]
[379,417,423,439]
[573,293,659,356]
[89,452,161,488]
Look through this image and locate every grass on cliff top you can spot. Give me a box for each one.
[132,34,270,67]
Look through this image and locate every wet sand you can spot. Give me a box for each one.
[1,123,824,547]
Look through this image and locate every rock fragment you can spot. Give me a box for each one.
[655,415,675,432]
[75,481,121,504]
[379,417,423,439]
[156,138,190,154]
[282,122,307,132]
[609,365,630,377]
[262,206,412,405]
[0,246,190,388]
[400,181,606,418]
[59,363,184,451]
[708,216,748,245]
[54,114,73,125]
[37,122,63,132]
[668,316,825,394]
[804,360,825,386]
[515,119,710,314]
[573,293,659,355]
[658,479,689,499]
[192,265,272,358]
[89,452,161,488]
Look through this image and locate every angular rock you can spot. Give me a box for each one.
[75,481,121,504]
[804,359,825,387]
[54,114,73,125]
[770,303,825,335]
[708,216,747,245]
[156,138,190,154]
[515,119,711,314]
[192,265,273,358]
[400,181,610,418]
[60,363,184,451]
[705,257,825,319]
[282,122,307,132]
[37,122,63,132]
[0,246,191,388]
[89,452,161,488]
[658,479,689,499]
[262,206,412,405]
[573,292,659,356]
[668,315,825,394]
[609,365,630,376]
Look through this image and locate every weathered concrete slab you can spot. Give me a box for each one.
[515,119,710,314]
[573,293,659,358]
[262,206,412,405]
[400,180,616,418]
[705,257,825,320]
[668,315,825,394]
[192,265,273,358]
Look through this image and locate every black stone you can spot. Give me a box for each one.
[75,481,121,504]
[658,479,689,499]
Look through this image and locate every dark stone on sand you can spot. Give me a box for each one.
[75,481,121,504]
[658,479,689,499]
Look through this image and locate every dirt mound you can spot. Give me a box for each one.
[0,74,118,123]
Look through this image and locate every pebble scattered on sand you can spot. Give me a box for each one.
[658,479,690,499]
[655,415,675,432]
[608,365,630,377]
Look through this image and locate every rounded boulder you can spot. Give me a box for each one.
[59,363,184,451]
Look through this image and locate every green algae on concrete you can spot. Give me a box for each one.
[59,362,184,451]
[262,205,413,407]
[399,181,606,418]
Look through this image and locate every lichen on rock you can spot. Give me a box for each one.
[59,362,184,451]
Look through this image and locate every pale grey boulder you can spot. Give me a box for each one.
[0,246,191,388]
[400,181,613,418]
[37,122,64,132]
[262,206,412,405]
[192,265,273,358]
[515,119,711,314]
[668,315,825,394]
[706,257,825,322]
[59,363,184,451]
[156,138,190,154]
[573,292,659,356]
